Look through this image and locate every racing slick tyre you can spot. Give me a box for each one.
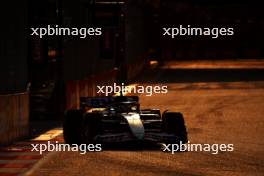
[162,112,188,143]
[81,113,102,144]
[63,110,83,145]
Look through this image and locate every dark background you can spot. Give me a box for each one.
[1,1,263,93]
[161,1,264,60]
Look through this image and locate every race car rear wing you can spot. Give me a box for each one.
[80,96,139,108]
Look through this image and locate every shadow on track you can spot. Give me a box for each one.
[138,68,264,84]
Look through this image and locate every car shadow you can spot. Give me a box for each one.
[137,68,264,84]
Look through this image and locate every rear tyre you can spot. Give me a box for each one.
[162,112,188,143]
[63,110,83,145]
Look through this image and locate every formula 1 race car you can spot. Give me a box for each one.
[63,96,188,145]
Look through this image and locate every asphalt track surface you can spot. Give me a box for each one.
[28,61,264,176]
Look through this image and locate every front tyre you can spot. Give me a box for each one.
[162,112,188,143]
[63,110,83,145]
[81,113,102,144]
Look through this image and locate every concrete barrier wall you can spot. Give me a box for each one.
[0,92,29,145]
[66,58,148,110]
[127,57,149,81]
[66,69,117,110]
